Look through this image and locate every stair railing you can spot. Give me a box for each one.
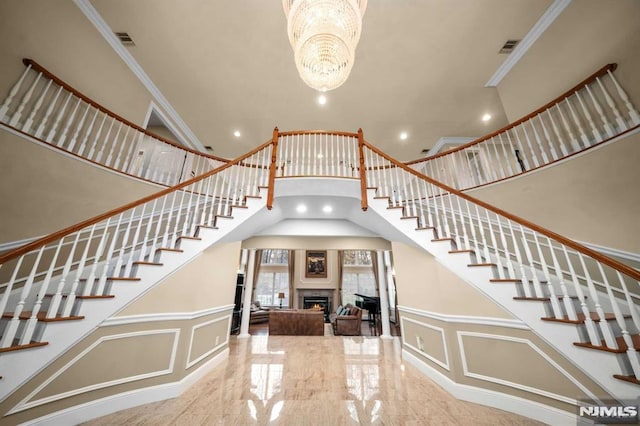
[0,59,228,186]
[364,139,640,381]
[0,138,272,351]
[406,63,640,190]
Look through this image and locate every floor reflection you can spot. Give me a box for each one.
[84,334,545,425]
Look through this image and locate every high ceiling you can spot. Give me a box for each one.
[90,0,554,160]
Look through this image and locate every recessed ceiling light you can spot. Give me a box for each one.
[318,95,327,105]
[482,114,492,122]
[296,204,307,213]
[322,205,333,213]
[400,132,408,140]
[233,130,241,137]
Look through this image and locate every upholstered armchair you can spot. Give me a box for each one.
[333,305,362,336]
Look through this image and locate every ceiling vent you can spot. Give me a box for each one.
[204,146,213,151]
[421,148,430,154]
[115,32,135,46]
[499,39,520,54]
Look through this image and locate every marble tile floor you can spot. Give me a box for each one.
[85,334,544,425]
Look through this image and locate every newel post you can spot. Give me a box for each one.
[357,128,368,211]
[266,127,279,210]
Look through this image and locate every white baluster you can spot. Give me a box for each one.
[596,76,627,132]
[537,114,559,161]
[473,204,491,263]
[20,239,64,345]
[22,79,52,133]
[483,210,505,279]
[586,83,614,138]
[528,119,550,164]
[577,253,616,347]
[495,216,516,279]
[35,85,62,139]
[518,226,544,298]
[555,103,580,152]
[546,237,577,320]
[64,99,89,152]
[87,113,109,160]
[597,263,630,350]
[82,218,111,296]
[615,271,640,379]
[113,207,137,277]
[506,220,530,297]
[518,123,540,168]
[575,90,602,144]
[0,64,32,122]
[0,256,25,323]
[60,99,84,150]
[531,232,563,318]
[95,214,124,295]
[112,125,131,170]
[61,225,96,317]
[562,246,599,345]
[607,69,640,125]
[545,109,569,157]
[565,97,589,149]
[1,247,44,347]
[9,72,42,127]
[47,232,81,318]
[497,133,515,177]
[95,117,116,163]
[47,92,72,143]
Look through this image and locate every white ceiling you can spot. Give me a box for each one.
[89,0,553,160]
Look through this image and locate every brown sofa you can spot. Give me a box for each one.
[330,304,362,336]
[269,309,324,335]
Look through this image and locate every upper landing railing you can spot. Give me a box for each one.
[405,63,640,191]
[0,59,228,186]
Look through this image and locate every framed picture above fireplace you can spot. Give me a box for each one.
[305,250,327,278]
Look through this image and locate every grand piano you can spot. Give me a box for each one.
[354,293,381,336]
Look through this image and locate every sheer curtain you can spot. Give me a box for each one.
[251,249,263,303]
[288,250,295,308]
[337,250,344,306]
[370,250,380,296]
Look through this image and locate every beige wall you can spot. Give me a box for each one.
[470,132,640,253]
[0,129,161,244]
[119,241,242,315]
[0,0,155,127]
[392,241,512,318]
[497,0,640,122]
[242,236,391,250]
[400,310,612,414]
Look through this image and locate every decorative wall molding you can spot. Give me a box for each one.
[102,304,235,327]
[21,348,229,426]
[402,349,580,426]
[398,305,529,330]
[185,314,231,369]
[456,331,602,405]
[400,316,450,371]
[9,329,181,415]
[485,0,572,87]
[73,0,205,152]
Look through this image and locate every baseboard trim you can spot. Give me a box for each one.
[402,348,582,425]
[21,348,229,426]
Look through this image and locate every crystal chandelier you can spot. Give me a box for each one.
[283,0,367,92]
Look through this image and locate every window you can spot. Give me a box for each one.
[254,249,290,307]
[341,250,376,306]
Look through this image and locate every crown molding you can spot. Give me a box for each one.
[73,0,206,152]
[485,0,572,87]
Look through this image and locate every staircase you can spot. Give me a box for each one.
[0,141,272,401]
[363,140,640,400]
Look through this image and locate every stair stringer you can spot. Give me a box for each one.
[0,194,267,403]
[367,191,638,401]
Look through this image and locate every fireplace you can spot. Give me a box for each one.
[303,296,330,322]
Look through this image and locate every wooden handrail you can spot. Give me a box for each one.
[364,138,640,281]
[279,129,358,137]
[357,128,368,211]
[405,63,618,165]
[267,127,279,210]
[22,58,229,164]
[0,137,273,265]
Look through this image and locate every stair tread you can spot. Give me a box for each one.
[468,263,496,267]
[197,224,218,229]
[230,204,249,209]
[77,295,115,299]
[449,249,474,254]
[2,311,84,322]
[132,261,163,266]
[541,312,630,324]
[107,277,141,281]
[156,248,184,253]
[490,279,522,283]
[0,341,49,353]
[574,334,640,353]
[401,216,418,220]
[177,236,202,241]
[514,296,583,301]
[432,238,454,242]
[613,374,640,385]
[416,226,435,231]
